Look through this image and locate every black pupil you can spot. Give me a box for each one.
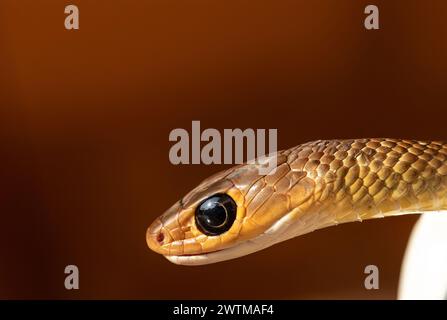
[195,194,237,236]
[200,201,227,227]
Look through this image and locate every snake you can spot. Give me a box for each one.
[146,139,447,265]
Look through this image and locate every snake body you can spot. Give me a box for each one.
[147,139,447,265]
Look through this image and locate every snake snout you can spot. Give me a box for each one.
[146,219,169,255]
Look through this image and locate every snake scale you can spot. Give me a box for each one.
[147,139,447,265]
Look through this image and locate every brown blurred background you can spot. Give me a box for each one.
[0,0,446,299]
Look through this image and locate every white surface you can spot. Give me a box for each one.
[398,212,447,300]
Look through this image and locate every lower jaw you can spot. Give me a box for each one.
[163,237,276,266]
[164,254,213,266]
[162,212,298,266]
[162,249,225,266]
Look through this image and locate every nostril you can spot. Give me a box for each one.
[156,232,164,244]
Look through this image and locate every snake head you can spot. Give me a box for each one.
[146,152,315,265]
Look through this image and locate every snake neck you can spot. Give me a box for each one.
[276,139,447,240]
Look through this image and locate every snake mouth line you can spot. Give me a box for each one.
[162,217,295,265]
[163,245,252,266]
[163,248,225,258]
[161,235,269,265]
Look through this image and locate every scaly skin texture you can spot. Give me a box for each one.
[147,139,447,265]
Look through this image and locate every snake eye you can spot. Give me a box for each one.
[195,194,237,236]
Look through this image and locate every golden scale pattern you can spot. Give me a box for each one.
[149,139,447,256]
[233,139,447,229]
